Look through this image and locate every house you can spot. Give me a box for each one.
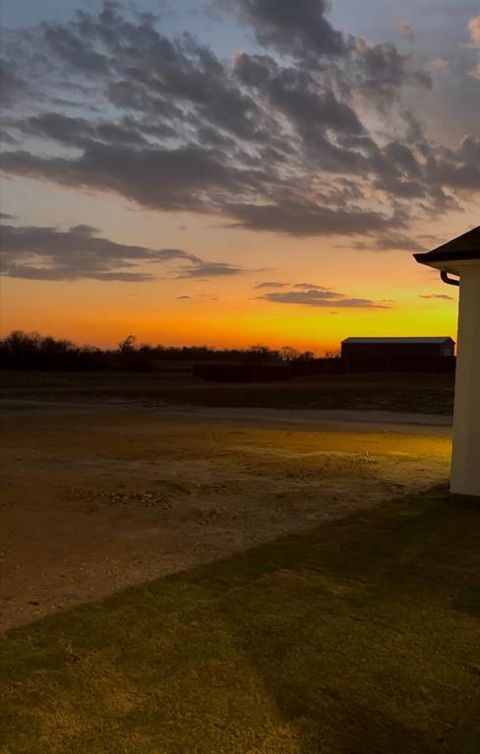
[341,337,455,373]
[414,225,480,499]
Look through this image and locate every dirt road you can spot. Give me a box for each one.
[0,402,451,630]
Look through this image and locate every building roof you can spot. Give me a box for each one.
[341,337,454,345]
[414,226,480,268]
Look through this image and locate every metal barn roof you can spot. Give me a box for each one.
[341,337,454,345]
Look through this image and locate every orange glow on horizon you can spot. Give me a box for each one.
[0,178,466,354]
[1,277,458,353]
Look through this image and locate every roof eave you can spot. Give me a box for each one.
[413,226,480,273]
[414,252,480,278]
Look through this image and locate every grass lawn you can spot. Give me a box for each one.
[1,487,479,754]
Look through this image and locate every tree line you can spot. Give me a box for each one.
[0,331,333,371]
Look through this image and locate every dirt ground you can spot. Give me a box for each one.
[0,402,451,631]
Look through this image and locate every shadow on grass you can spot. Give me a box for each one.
[1,486,479,753]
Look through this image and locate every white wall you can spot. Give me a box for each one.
[451,262,480,498]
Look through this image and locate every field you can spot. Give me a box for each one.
[0,369,454,413]
[2,371,478,753]
[1,391,451,630]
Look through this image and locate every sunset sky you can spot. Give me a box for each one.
[1,0,478,353]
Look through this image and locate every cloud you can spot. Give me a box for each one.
[0,1,477,245]
[427,57,449,76]
[467,16,480,78]
[0,218,253,283]
[420,293,454,300]
[468,16,480,45]
[217,0,345,59]
[226,202,402,236]
[173,261,245,279]
[0,144,250,214]
[0,220,228,282]
[351,37,431,100]
[234,52,366,140]
[425,135,480,191]
[257,285,388,308]
[293,282,333,290]
[42,17,110,75]
[395,14,415,42]
[2,263,153,282]
[254,281,288,289]
[177,292,219,300]
[20,112,149,148]
[1,142,411,236]
[354,235,424,251]
[0,57,28,105]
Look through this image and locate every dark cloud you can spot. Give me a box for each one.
[3,263,153,282]
[384,141,423,178]
[425,135,480,191]
[79,3,263,140]
[22,113,94,147]
[217,0,345,58]
[0,57,28,105]
[177,292,219,300]
[0,1,477,244]
[0,143,253,213]
[352,38,431,98]
[2,139,408,237]
[173,261,244,279]
[254,281,288,289]
[234,52,365,141]
[0,218,254,282]
[354,235,424,251]
[0,221,202,282]
[374,236,425,251]
[223,0,430,96]
[226,202,402,237]
[15,112,149,149]
[258,287,387,308]
[420,293,454,300]
[293,282,332,290]
[43,19,110,75]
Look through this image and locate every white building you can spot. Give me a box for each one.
[414,227,480,502]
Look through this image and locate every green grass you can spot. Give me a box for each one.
[1,488,479,753]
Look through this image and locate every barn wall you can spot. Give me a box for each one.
[341,343,455,373]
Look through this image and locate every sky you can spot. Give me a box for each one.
[0,0,478,353]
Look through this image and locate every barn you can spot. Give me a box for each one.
[341,337,455,373]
